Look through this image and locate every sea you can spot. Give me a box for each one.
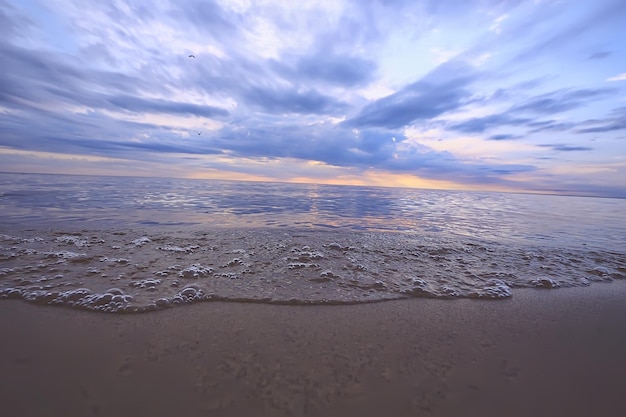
[1,172,624,312]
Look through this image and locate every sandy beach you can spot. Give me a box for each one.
[1,281,626,417]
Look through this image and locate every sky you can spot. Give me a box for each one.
[1,0,626,197]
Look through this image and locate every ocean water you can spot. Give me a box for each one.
[1,172,624,312]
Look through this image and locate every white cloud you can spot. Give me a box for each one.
[430,47,462,64]
[98,110,224,133]
[489,14,509,34]
[358,83,395,101]
[606,73,626,82]
[469,52,492,67]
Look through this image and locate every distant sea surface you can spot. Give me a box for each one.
[1,172,624,312]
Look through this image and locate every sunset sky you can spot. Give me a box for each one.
[1,0,625,197]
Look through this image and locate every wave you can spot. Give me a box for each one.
[1,228,624,313]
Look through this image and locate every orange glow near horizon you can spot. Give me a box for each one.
[187,169,278,183]
[0,148,552,195]
[188,168,522,194]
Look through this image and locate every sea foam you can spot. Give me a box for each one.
[1,228,624,313]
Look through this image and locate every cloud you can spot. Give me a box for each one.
[213,122,400,168]
[272,51,376,87]
[450,88,616,134]
[489,14,509,34]
[576,107,626,133]
[344,61,477,129]
[450,114,531,134]
[199,120,536,188]
[537,144,593,152]
[106,95,228,118]
[345,81,470,129]
[510,88,616,114]
[588,51,611,60]
[48,135,224,157]
[171,0,240,43]
[488,134,522,141]
[1,0,625,197]
[242,86,347,115]
[504,0,626,65]
[606,73,626,82]
[101,139,224,156]
[0,41,147,110]
[0,0,33,39]
[344,78,470,129]
[525,120,576,133]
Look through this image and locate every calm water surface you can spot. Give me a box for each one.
[1,173,624,249]
[1,173,624,311]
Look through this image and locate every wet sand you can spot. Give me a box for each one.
[1,281,626,417]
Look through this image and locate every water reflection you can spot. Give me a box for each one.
[1,173,625,250]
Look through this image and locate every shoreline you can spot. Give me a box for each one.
[3,226,623,310]
[1,281,626,416]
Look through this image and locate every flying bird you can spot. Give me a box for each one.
[197,132,202,135]
[189,54,196,58]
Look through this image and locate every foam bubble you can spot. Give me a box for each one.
[55,235,88,247]
[129,278,162,289]
[1,228,624,313]
[178,264,214,278]
[43,251,87,260]
[0,286,135,312]
[531,278,560,289]
[131,236,151,246]
[474,279,512,299]
[158,245,199,253]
